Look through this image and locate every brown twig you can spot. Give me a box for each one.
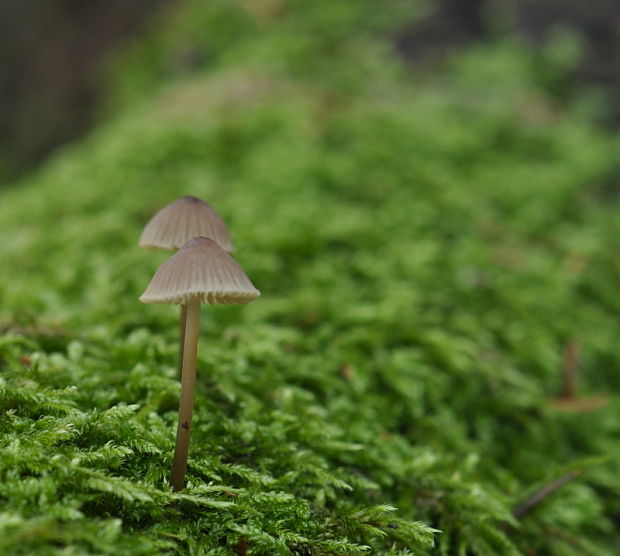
[552,337,609,413]
[561,338,581,399]
[513,470,581,520]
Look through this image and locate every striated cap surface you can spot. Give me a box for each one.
[139,196,234,252]
[139,236,259,305]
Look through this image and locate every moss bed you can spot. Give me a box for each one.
[0,1,619,554]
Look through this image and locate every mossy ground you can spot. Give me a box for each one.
[0,1,619,554]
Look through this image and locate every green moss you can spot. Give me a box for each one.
[0,1,619,554]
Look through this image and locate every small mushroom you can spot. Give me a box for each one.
[140,236,259,491]
[139,196,235,378]
[139,195,234,252]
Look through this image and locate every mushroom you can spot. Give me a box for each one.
[140,236,259,491]
[139,195,234,252]
[139,196,235,378]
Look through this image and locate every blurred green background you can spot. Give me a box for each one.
[3,0,620,182]
[0,1,619,554]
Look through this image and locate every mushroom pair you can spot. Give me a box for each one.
[139,197,259,491]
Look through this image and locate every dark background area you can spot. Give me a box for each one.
[398,0,620,100]
[1,0,619,182]
[0,0,172,180]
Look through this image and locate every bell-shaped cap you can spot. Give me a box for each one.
[139,196,234,252]
[139,237,260,305]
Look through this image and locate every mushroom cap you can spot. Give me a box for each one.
[139,236,260,305]
[139,196,234,252]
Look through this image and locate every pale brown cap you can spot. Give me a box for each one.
[139,196,234,252]
[139,237,260,305]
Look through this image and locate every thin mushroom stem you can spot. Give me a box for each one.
[178,304,187,380]
[170,296,201,491]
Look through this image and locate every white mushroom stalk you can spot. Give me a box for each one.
[170,295,200,490]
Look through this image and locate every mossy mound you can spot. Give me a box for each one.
[0,1,619,554]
